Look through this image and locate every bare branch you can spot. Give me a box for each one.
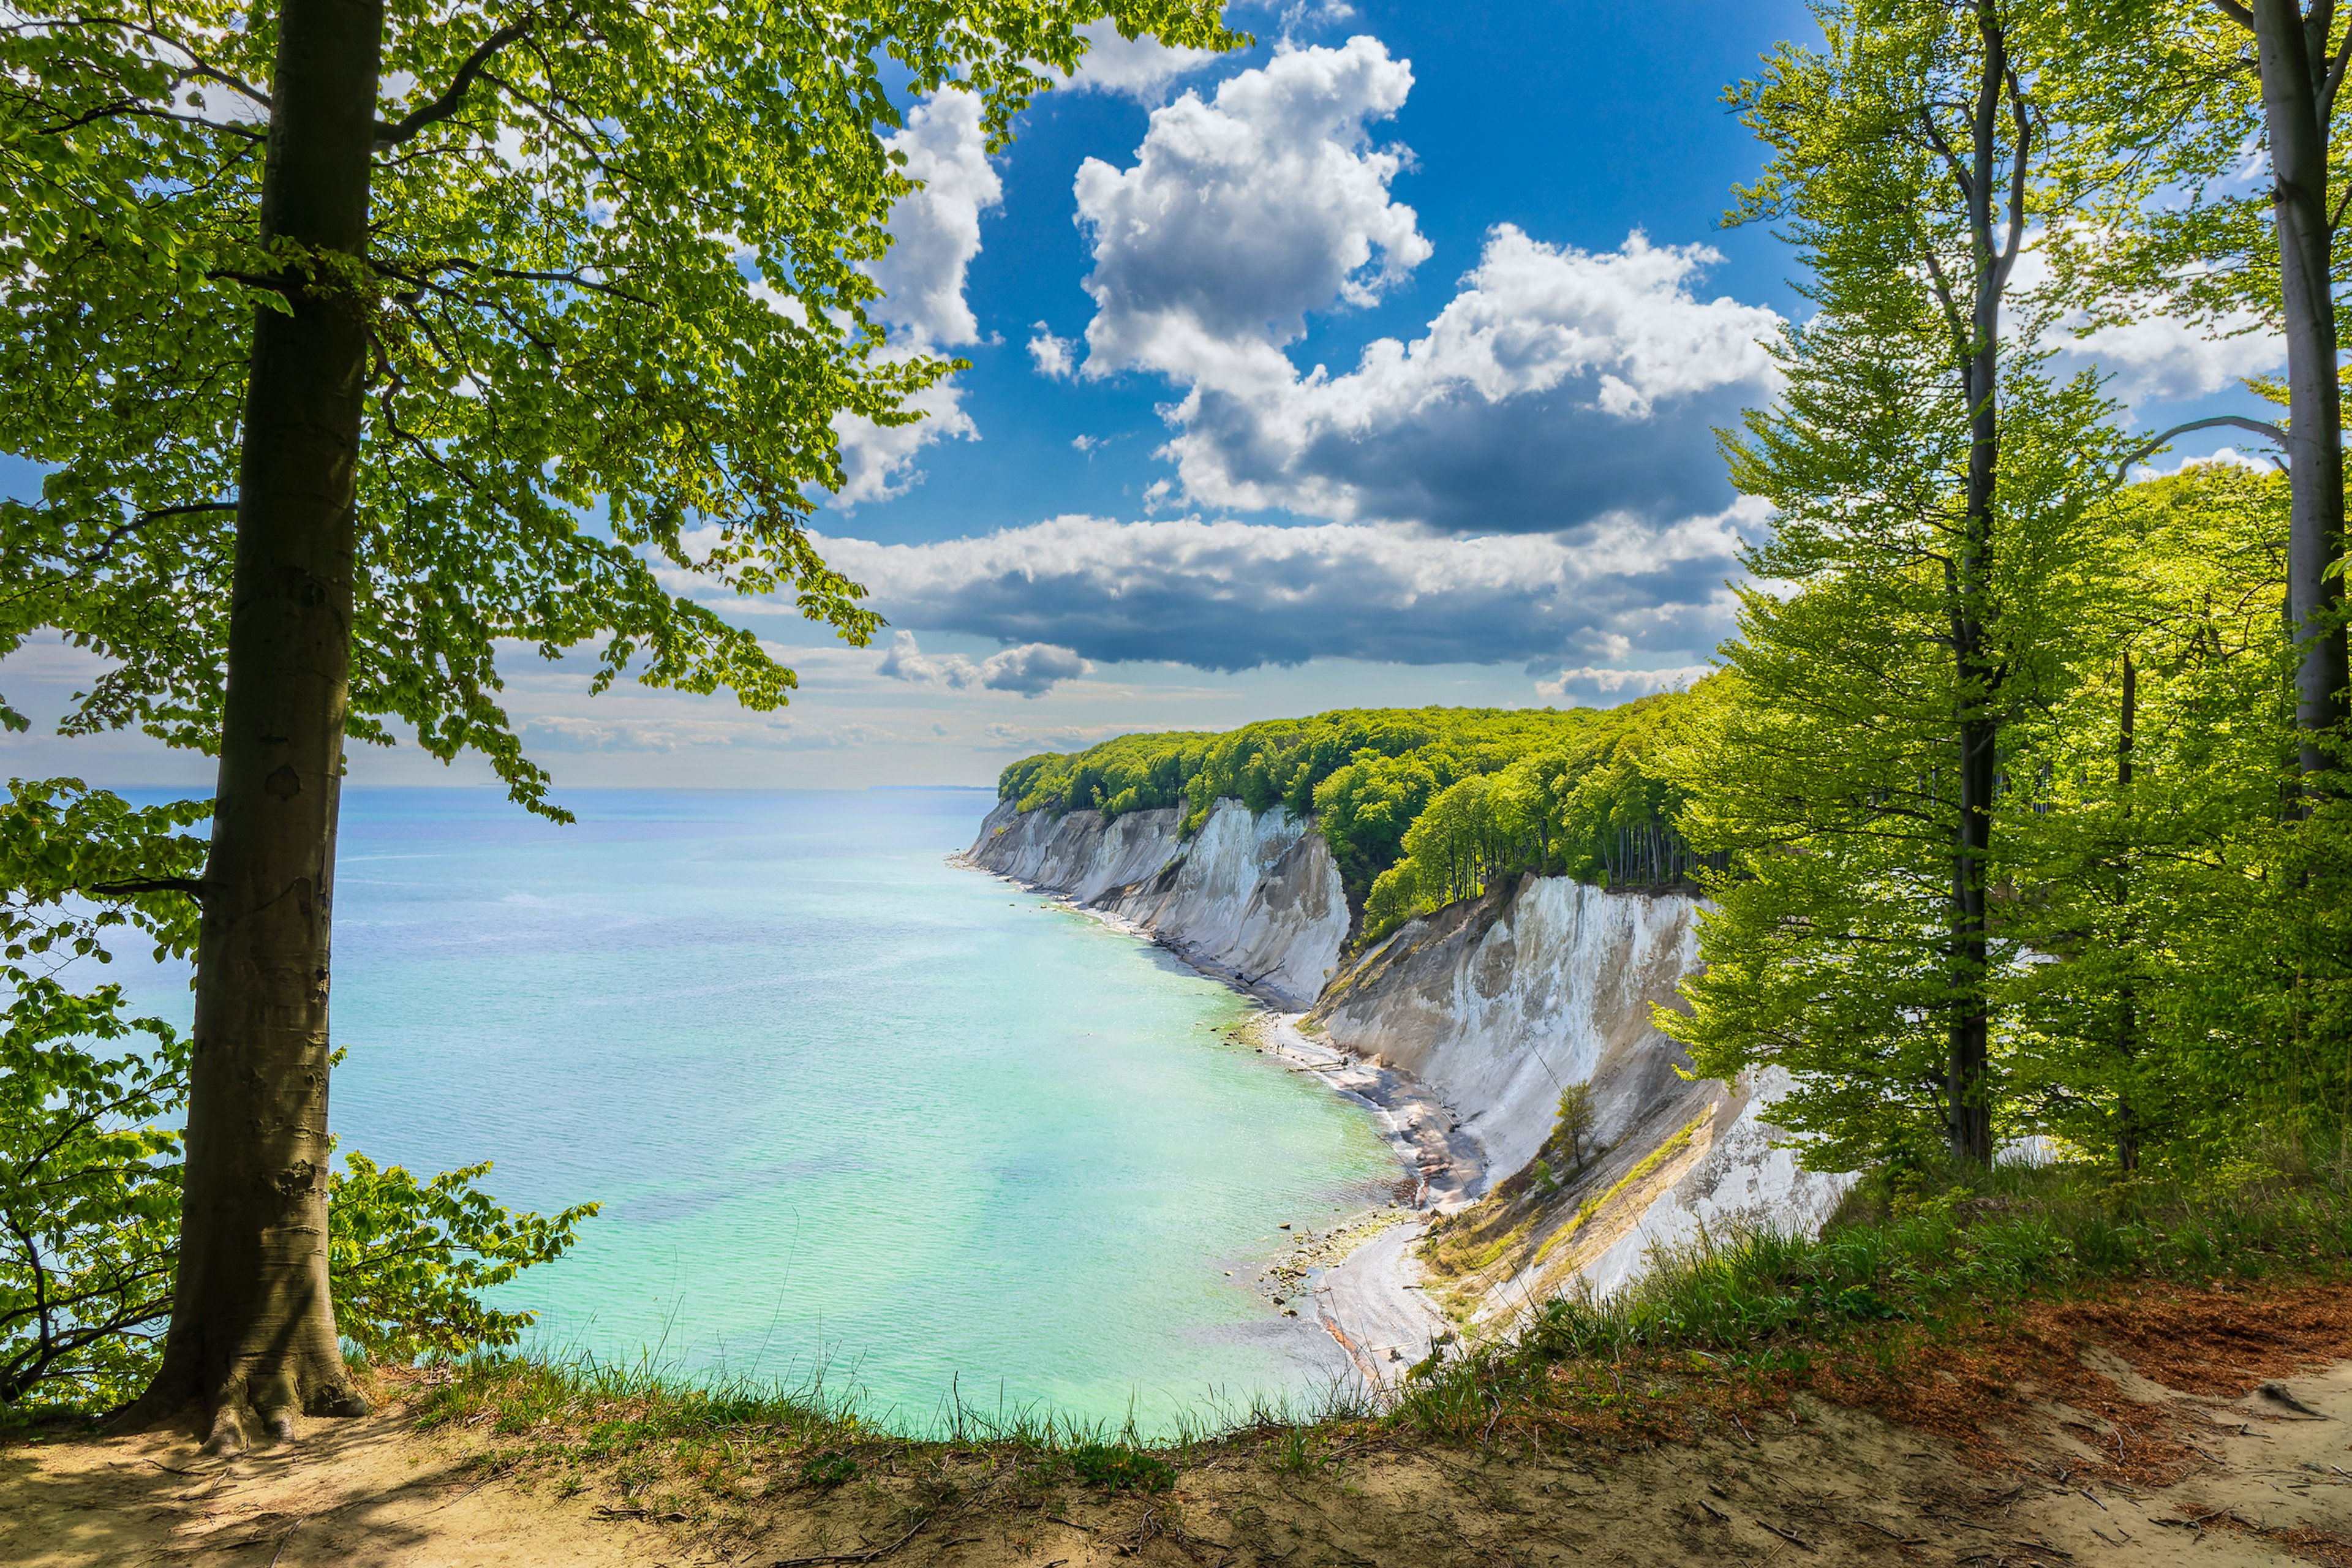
[2209,0,2256,30]
[81,876,206,897]
[1917,105,1977,208]
[78,500,235,568]
[2322,22,2352,121]
[2115,414,2289,476]
[393,255,652,307]
[1917,239,1972,364]
[374,20,532,149]
[1991,66,2031,294]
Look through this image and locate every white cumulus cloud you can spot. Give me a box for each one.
[1066,17,1221,101]
[1074,36,1428,387]
[1160,227,1784,529]
[832,89,1002,507]
[1027,322,1078,379]
[1065,38,1781,530]
[875,630,1094,698]
[2011,242,2285,406]
[1532,663,1712,705]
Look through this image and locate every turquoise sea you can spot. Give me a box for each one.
[111,787,1399,1432]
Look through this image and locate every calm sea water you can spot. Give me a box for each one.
[111,788,1398,1431]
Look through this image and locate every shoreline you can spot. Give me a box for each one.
[949,848,1468,1390]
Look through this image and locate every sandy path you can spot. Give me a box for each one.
[1311,1222,1450,1388]
[15,1347,2352,1566]
[0,1419,684,1567]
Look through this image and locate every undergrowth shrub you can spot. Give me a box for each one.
[1070,1442,1177,1493]
[1389,1149,2352,1438]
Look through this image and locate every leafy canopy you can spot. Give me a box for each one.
[0,0,1234,816]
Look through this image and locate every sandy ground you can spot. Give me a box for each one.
[14,1336,2352,1567]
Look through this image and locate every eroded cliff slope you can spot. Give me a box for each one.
[1313,873,1851,1324]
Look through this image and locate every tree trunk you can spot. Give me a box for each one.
[2114,652,2141,1175]
[2248,0,2350,783]
[1945,0,2009,1167]
[126,0,383,1452]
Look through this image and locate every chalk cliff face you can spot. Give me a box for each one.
[1311,875,1703,1187]
[962,797,1349,1009]
[1312,873,1851,1321]
[963,798,1851,1314]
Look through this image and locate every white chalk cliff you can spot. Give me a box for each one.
[962,799,1850,1321]
[963,796,1350,1009]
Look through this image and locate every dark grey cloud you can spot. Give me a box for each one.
[821,510,1751,673]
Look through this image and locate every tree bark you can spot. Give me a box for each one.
[1945,0,2011,1167]
[125,0,383,1452]
[2247,0,2350,782]
[2114,652,2141,1175]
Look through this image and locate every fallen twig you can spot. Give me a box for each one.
[772,1509,937,1567]
[1757,1521,1816,1551]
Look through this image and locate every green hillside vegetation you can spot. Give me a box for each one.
[995,696,1715,942]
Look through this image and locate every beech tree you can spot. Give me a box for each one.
[1997,467,2303,1172]
[1667,0,2125,1165]
[0,0,1229,1450]
[2224,2,2350,778]
[2060,1,2349,784]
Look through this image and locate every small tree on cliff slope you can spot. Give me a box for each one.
[0,0,1231,1451]
[1662,1,2127,1168]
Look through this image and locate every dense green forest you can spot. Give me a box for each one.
[996,696,1715,941]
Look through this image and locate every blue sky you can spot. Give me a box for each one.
[0,0,2286,797]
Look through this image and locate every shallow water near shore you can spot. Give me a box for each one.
[110,786,1398,1432]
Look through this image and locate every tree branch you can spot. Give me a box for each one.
[1917,239,1972,364]
[1917,106,1977,208]
[2116,414,2289,474]
[31,15,273,107]
[81,876,206,897]
[374,21,533,149]
[1991,66,2032,295]
[79,500,236,567]
[2322,22,2352,121]
[2208,0,2255,29]
[394,255,652,307]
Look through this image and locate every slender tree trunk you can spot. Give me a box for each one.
[126,0,383,1452]
[2114,652,2141,1175]
[2248,0,2350,783]
[1946,1,2009,1167]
